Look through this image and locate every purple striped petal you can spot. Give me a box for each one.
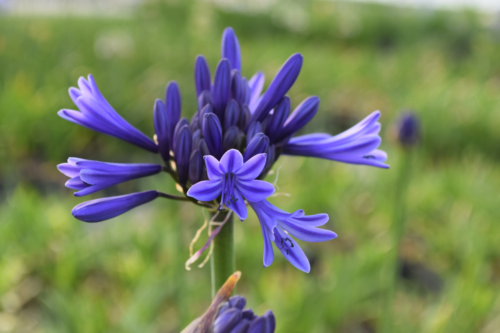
[221,27,242,71]
[187,179,222,202]
[165,81,182,144]
[219,149,244,174]
[213,59,232,118]
[235,179,275,202]
[249,53,303,125]
[195,55,211,97]
[204,155,223,180]
[235,154,267,181]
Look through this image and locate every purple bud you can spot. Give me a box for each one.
[173,118,189,152]
[190,111,200,132]
[153,99,170,162]
[231,70,245,105]
[221,27,241,71]
[242,77,251,106]
[229,296,246,310]
[264,310,276,332]
[192,129,202,150]
[203,113,223,159]
[397,112,420,147]
[238,105,251,130]
[195,55,211,97]
[174,125,192,185]
[189,150,203,184]
[224,99,240,130]
[223,126,242,151]
[230,320,250,333]
[213,308,242,333]
[198,90,213,111]
[263,144,276,173]
[198,138,210,157]
[244,133,269,162]
[165,81,182,143]
[265,96,290,143]
[72,191,159,222]
[248,317,270,333]
[276,96,319,143]
[213,59,232,119]
[247,122,262,143]
[199,104,214,131]
[241,309,256,321]
[249,53,303,125]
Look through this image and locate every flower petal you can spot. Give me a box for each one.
[219,149,244,174]
[235,179,275,202]
[227,189,247,221]
[187,180,222,202]
[274,228,310,273]
[204,155,223,180]
[221,27,242,71]
[278,220,337,242]
[235,154,267,180]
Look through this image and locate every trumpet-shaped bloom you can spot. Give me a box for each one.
[187,149,275,220]
[283,111,389,169]
[58,158,162,197]
[58,75,158,153]
[249,200,337,273]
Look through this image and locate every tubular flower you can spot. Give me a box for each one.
[58,158,162,197]
[249,200,337,272]
[58,75,158,153]
[282,111,389,168]
[187,149,275,221]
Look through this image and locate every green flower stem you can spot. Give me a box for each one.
[382,149,414,332]
[210,210,235,298]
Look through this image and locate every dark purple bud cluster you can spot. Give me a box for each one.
[213,296,276,333]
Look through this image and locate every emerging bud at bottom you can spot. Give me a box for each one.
[182,272,276,333]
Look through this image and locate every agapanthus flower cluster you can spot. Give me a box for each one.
[57,27,388,272]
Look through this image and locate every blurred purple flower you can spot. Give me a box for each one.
[397,111,420,147]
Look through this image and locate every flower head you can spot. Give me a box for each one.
[187,149,275,220]
[249,200,337,272]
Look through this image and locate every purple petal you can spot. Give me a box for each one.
[213,59,232,117]
[204,155,223,180]
[154,99,171,162]
[249,53,303,125]
[248,317,271,333]
[276,96,319,142]
[221,27,242,71]
[65,176,87,190]
[57,163,81,178]
[72,191,159,223]
[235,154,267,181]
[165,81,182,144]
[195,55,211,97]
[203,113,223,159]
[228,189,247,221]
[274,228,310,273]
[248,71,265,111]
[219,149,244,174]
[235,179,275,202]
[278,219,337,242]
[214,308,241,333]
[186,180,222,202]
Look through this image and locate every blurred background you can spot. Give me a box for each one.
[2,0,500,332]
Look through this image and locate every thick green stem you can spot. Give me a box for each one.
[382,150,413,332]
[210,211,235,298]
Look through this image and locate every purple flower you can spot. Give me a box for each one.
[396,111,420,147]
[283,111,389,169]
[58,158,162,197]
[72,190,159,222]
[58,75,158,153]
[187,149,275,220]
[249,200,337,273]
[213,296,276,333]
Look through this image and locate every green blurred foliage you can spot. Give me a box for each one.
[1,0,500,332]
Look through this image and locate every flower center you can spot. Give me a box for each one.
[218,173,238,211]
[279,237,294,255]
